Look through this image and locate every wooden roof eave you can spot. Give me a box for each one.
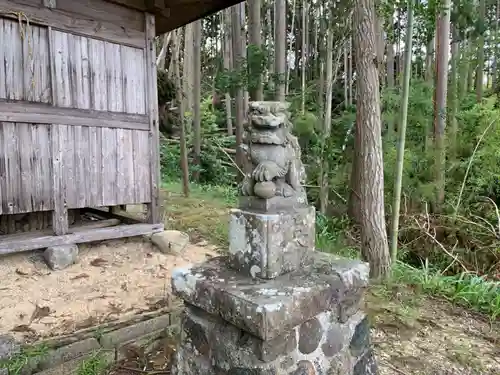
[106,0,244,35]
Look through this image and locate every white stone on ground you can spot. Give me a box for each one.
[43,244,79,270]
[151,230,189,255]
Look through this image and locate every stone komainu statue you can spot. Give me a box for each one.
[239,101,307,205]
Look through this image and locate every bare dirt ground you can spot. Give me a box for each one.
[0,237,217,341]
[368,287,500,375]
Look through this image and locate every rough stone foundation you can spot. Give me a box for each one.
[171,253,376,375]
[0,309,178,375]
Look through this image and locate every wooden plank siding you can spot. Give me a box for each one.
[0,4,157,229]
[0,123,151,216]
[0,0,146,48]
[144,13,161,224]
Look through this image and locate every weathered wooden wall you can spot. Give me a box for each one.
[0,0,160,234]
[0,123,151,215]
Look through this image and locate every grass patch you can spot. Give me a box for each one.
[161,182,236,246]
[0,345,48,375]
[391,261,500,320]
[315,213,359,258]
[75,351,110,375]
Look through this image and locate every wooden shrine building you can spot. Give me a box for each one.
[0,0,240,254]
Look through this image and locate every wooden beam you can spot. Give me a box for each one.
[0,223,164,255]
[51,125,68,235]
[145,0,166,9]
[144,13,161,225]
[0,101,149,130]
[155,0,243,34]
[104,0,240,35]
[0,0,145,48]
[48,25,69,236]
[0,218,121,241]
[83,207,144,225]
[55,0,145,33]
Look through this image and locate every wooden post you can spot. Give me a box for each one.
[48,25,68,236]
[145,13,161,224]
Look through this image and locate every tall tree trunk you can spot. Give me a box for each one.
[248,0,263,101]
[285,0,297,96]
[395,9,401,85]
[353,0,391,279]
[313,3,319,79]
[183,24,194,121]
[156,32,171,68]
[390,0,414,263]
[493,0,500,91]
[173,31,189,197]
[449,25,459,160]
[344,40,349,109]
[375,15,385,85]
[320,23,334,215]
[433,0,451,211]
[275,0,286,101]
[301,1,308,113]
[231,4,245,174]
[168,30,180,81]
[223,9,233,135]
[318,61,325,124]
[267,4,275,93]
[348,35,353,106]
[386,41,395,89]
[467,38,476,93]
[458,38,470,100]
[192,20,202,182]
[476,0,486,102]
[239,3,249,111]
[386,20,395,140]
[425,36,435,83]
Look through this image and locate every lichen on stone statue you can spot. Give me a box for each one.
[239,101,307,211]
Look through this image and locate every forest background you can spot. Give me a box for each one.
[154,0,500,320]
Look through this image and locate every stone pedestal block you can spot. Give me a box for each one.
[228,206,315,279]
[172,252,376,374]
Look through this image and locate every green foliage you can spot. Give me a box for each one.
[215,44,268,95]
[315,207,500,320]
[451,96,500,207]
[157,69,175,105]
[247,43,267,92]
[0,345,48,375]
[391,262,500,319]
[316,213,358,258]
[76,351,110,375]
[160,96,238,186]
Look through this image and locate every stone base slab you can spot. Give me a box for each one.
[238,196,308,213]
[171,304,377,375]
[171,253,369,341]
[228,206,316,279]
